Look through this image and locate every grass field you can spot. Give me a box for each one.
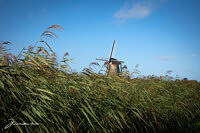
[0,25,200,133]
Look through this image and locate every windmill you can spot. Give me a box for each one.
[96,40,124,76]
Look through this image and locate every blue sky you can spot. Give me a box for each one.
[0,0,200,80]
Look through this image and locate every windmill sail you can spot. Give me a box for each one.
[108,40,116,63]
[96,58,108,61]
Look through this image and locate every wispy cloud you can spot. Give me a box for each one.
[113,0,168,23]
[41,8,47,14]
[28,8,47,19]
[156,55,178,61]
[28,12,35,19]
[190,54,198,57]
[160,0,169,3]
[113,4,151,20]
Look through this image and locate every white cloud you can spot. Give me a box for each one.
[190,54,198,57]
[113,0,168,23]
[156,56,178,60]
[113,4,151,20]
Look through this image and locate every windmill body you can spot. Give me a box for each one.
[107,58,121,76]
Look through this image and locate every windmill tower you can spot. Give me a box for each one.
[96,40,124,76]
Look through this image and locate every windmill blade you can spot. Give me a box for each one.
[109,40,116,62]
[112,42,116,58]
[96,58,108,61]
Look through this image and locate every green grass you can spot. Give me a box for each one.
[0,25,200,133]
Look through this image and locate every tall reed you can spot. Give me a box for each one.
[0,25,200,133]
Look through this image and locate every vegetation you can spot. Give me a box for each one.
[0,25,200,133]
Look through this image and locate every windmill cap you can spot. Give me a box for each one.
[110,58,117,60]
[110,58,124,63]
